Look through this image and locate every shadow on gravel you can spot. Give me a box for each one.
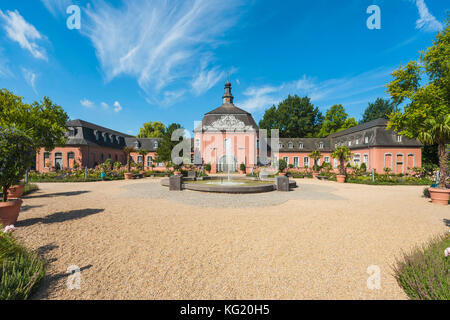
[20,204,44,212]
[32,264,93,300]
[17,208,104,227]
[24,190,90,199]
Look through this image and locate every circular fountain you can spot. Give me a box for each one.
[161,175,296,194]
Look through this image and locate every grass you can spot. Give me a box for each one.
[0,232,46,300]
[393,233,449,300]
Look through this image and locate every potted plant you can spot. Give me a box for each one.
[205,163,211,174]
[0,127,35,227]
[123,146,135,180]
[309,150,322,179]
[239,163,246,174]
[331,146,352,183]
[278,159,287,176]
[387,21,449,204]
[7,181,25,199]
[173,163,182,175]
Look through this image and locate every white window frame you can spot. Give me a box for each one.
[303,156,309,167]
[283,156,289,165]
[293,157,299,168]
[324,156,330,163]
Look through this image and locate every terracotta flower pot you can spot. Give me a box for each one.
[124,173,133,180]
[429,188,450,205]
[336,174,346,183]
[279,172,287,176]
[312,172,319,179]
[7,185,25,199]
[174,171,182,175]
[0,199,23,227]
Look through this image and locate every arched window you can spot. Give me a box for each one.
[137,155,143,164]
[44,152,51,168]
[54,152,63,170]
[147,156,153,167]
[288,142,293,149]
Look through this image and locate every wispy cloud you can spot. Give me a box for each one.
[82,0,244,105]
[101,102,109,110]
[113,101,123,113]
[0,10,47,60]
[239,67,393,114]
[22,68,38,93]
[414,0,443,32]
[80,99,94,108]
[40,0,72,17]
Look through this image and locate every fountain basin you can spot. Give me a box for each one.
[161,176,296,194]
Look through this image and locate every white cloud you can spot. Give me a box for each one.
[0,10,47,60]
[239,67,393,113]
[40,0,72,17]
[22,68,38,93]
[82,0,243,105]
[101,102,109,110]
[113,101,123,113]
[80,99,94,108]
[414,0,443,32]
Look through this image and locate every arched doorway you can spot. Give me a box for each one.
[218,155,237,172]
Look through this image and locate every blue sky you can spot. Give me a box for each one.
[0,0,447,135]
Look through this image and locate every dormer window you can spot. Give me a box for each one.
[397,135,402,142]
[299,143,304,149]
[134,141,140,149]
[319,142,324,149]
[154,141,158,149]
[364,136,369,144]
[278,143,283,148]
[356,139,359,145]
[95,131,101,141]
[288,142,293,149]
[348,141,352,146]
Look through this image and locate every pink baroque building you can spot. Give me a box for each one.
[36,82,422,174]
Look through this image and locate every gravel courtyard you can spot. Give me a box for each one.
[14,178,448,300]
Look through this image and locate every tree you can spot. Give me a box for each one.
[0,90,69,151]
[137,149,149,170]
[331,146,352,176]
[259,95,323,138]
[360,98,397,124]
[156,123,182,165]
[123,146,135,173]
[318,104,358,137]
[137,121,165,138]
[387,16,449,189]
[309,150,322,172]
[0,127,35,202]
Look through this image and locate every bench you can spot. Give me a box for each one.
[317,176,329,180]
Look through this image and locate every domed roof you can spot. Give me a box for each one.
[197,83,259,132]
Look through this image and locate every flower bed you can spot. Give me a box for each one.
[29,169,125,183]
[393,233,449,300]
[0,232,46,300]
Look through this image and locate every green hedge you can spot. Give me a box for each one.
[394,233,449,300]
[0,233,46,300]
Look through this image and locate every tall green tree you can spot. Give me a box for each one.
[156,123,182,165]
[0,89,69,151]
[360,98,397,124]
[137,121,165,138]
[387,16,450,189]
[259,95,323,138]
[318,104,358,137]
